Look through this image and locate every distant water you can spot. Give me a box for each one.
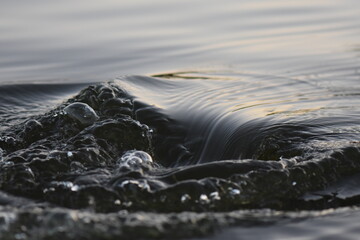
[0,0,360,239]
[1,0,360,84]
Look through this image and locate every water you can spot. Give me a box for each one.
[0,0,360,239]
[1,0,359,83]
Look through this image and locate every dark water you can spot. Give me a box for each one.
[0,0,360,239]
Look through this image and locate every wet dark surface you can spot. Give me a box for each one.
[0,76,359,239]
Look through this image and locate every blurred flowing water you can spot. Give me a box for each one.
[0,0,360,239]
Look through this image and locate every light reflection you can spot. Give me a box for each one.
[266,107,323,117]
[1,0,360,83]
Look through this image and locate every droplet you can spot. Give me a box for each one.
[64,102,99,126]
[292,181,297,186]
[114,199,121,205]
[67,151,73,157]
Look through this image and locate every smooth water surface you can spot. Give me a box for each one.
[0,0,359,83]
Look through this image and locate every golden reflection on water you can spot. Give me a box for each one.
[230,98,327,119]
[266,107,323,117]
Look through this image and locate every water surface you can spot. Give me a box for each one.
[1,0,359,83]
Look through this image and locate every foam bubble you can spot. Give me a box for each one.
[64,102,99,126]
[118,150,153,168]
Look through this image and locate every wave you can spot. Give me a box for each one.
[0,75,359,214]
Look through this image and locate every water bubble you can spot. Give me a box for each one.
[114,199,121,205]
[57,181,73,188]
[43,187,55,193]
[1,161,14,167]
[120,179,150,192]
[199,194,210,204]
[71,185,80,191]
[49,181,80,191]
[67,151,73,158]
[0,136,16,145]
[228,187,241,196]
[24,119,42,131]
[123,201,133,207]
[209,191,221,201]
[64,102,99,126]
[129,157,142,166]
[120,180,130,188]
[118,150,153,168]
[292,181,297,186]
[180,194,191,203]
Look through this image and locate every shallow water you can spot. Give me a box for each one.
[0,0,360,239]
